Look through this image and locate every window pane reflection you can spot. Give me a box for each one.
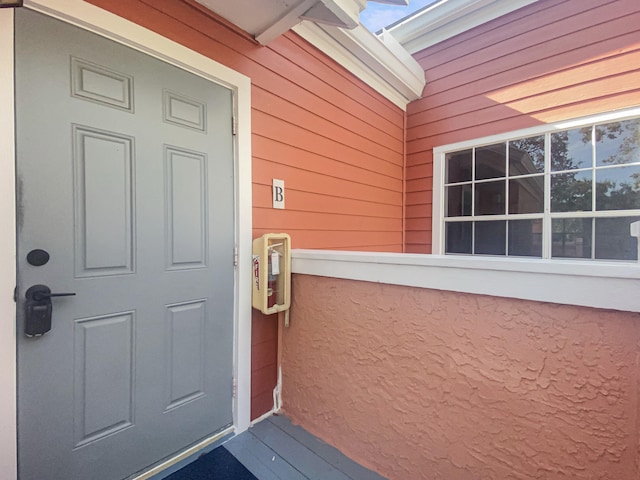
[443,115,640,262]
[508,219,542,257]
[475,221,506,255]
[475,143,506,180]
[475,180,505,215]
[551,170,592,212]
[595,216,640,261]
[446,222,472,254]
[595,118,640,166]
[509,176,544,214]
[509,136,545,175]
[551,127,592,171]
[552,218,592,259]
[595,165,640,211]
[446,149,472,183]
[446,184,472,217]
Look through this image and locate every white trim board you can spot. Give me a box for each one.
[4,2,253,478]
[292,250,640,313]
[0,9,17,480]
[385,0,540,54]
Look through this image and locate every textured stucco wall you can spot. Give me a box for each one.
[282,275,640,480]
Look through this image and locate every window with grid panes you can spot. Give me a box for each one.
[443,117,640,261]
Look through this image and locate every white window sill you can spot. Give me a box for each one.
[291,250,640,313]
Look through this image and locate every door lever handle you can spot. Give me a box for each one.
[25,285,76,302]
[31,291,76,301]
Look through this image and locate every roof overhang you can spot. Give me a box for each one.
[195,0,426,109]
[383,0,540,54]
[195,0,369,45]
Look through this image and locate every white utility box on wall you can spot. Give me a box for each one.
[252,233,291,315]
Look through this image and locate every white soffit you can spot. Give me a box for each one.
[293,21,425,109]
[195,0,367,45]
[385,0,541,54]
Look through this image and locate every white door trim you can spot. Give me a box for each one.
[3,2,253,478]
[0,9,17,480]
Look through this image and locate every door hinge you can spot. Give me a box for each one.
[233,246,239,267]
[232,377,237,399]
[231,116,237,136]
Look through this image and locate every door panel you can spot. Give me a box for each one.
[165,301,207,409]
[165,147,207,268]
[74,126,135,276]
[73,312,135,447]
[16,9,235,480]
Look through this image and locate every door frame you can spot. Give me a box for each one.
[0,1,253,478]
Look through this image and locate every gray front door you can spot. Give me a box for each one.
[16,9,235,480]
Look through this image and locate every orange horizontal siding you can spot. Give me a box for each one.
[240,56,400,140]
[406,177,432,194]
[256,38,403,136]
[405,207,429,222]
[251,363,278,397]
[250,362,278,418]
[251,390,275,421]
[286,33,404,124]
[405,218,430,232]
[405,230,431,245]
[252,136,402,191]
[253,228,402,251]
[253,162,401,208]
[253,209,401,232]
[407,116,547,156]
[405,0,640,253]
[522,90,640,125]
[253,184,402,218]
[412,43,640,132]
[405,244,431,254]
[251,310,278,419]
[406,154,433,171]
[252,339,278,368]
[252,87,403,158]
[409,39,640,135]
[405,191,431,206]
[412,16,639,114]
[408,70,640,147]
[252,310,278,345]
[414,0,631,82]
[336,245,402,252]
[267,38,404,135]
[406,164,432,181]
[412,0,590,64]
[253,110,402,177]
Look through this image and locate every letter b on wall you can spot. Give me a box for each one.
[272,179,285,209]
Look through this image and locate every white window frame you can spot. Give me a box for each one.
[433,106,640,259]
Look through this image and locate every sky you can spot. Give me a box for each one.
[359,0,438,33]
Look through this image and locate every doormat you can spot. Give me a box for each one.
[164,446,258,480]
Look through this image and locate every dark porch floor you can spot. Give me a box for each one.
[223,415,387,480]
